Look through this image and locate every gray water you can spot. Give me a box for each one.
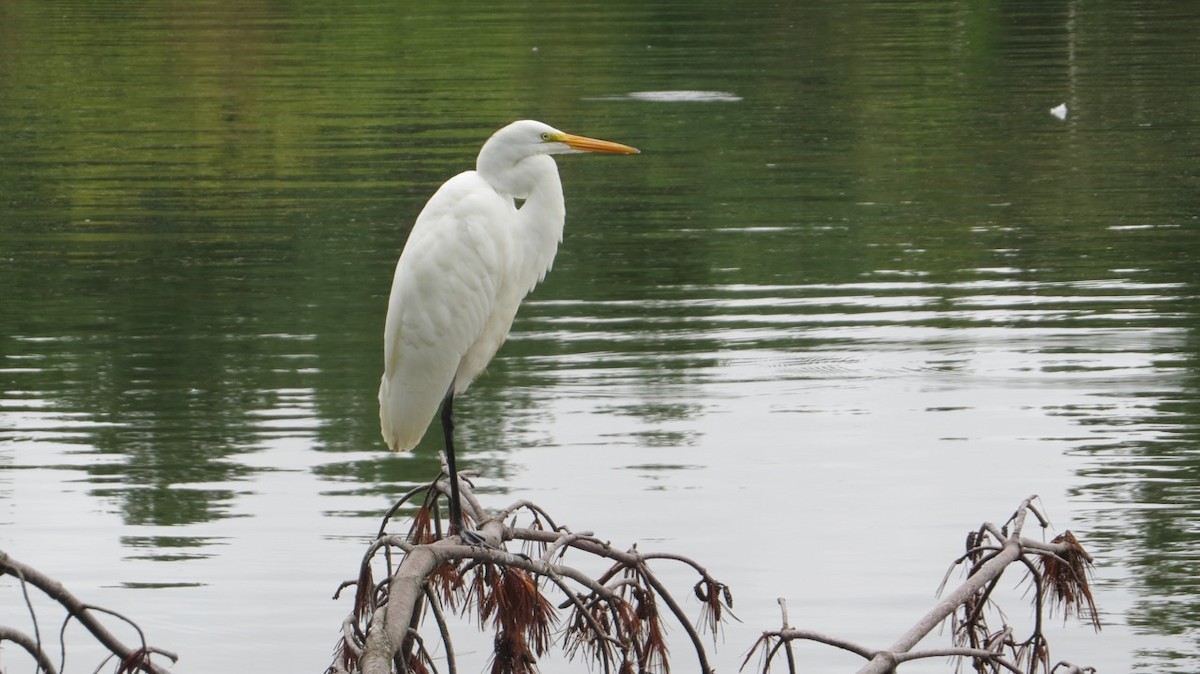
[2,1,1200,671]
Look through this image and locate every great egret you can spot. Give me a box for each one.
[379,120,639,541]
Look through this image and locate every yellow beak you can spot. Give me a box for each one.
[557,133,640,155]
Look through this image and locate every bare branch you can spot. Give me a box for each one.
[0,625,59,674]
[776,598,797,674]
[0,550,176,674]
[737,498,1097,674]
[894,647,1023,673]
[335,474,735,674]
[335,483,1098,674]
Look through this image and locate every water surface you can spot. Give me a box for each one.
[2,1,1200,672]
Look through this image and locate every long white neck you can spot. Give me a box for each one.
[476,135,568,291]
[510,156,565,292]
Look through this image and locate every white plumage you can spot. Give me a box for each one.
[380,120,639,458]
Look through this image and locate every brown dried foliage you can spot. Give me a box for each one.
[404,648,433,674]
[694,579,733,637]
[954,520,1100,674]
[407,496,439,546]
[564,597,622,670]
[115,647,157,674]
[599,566,671,674]
[332,476,733,674]
[563,574,674,674]
[634,586,670,673]
[1038,531,1100,631]
[465,564,558,674]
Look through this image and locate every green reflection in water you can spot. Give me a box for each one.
[1,0,1200,669]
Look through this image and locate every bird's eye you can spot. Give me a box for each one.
[540,132,551,141]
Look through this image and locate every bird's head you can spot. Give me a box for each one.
[485,120,640,159]
[476,120,638,198]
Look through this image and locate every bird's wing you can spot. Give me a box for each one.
[379,171,514,452]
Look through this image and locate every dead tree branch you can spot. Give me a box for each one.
[328,474,733,674]
[0,624,59,674]
[0,549,177,674]
[743,496,1100,674]
[331,482,1103,674]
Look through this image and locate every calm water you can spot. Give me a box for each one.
[2,0,1200,671]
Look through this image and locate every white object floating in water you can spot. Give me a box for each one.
[627,90,742,102]
[584,90,743,103]
[1050,103,1068,120]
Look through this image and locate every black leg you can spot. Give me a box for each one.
[440,387,466,536]
[440,387,486,545]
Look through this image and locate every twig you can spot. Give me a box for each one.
[895,647,1023,673]
[0,551,176,674]
[636,561,716,673]
[777,599,796,674]
[422,583,455,674]
[376,484,438,538]
[742,498,1097,674]
[0,626,58,674]
[774,629,875,659]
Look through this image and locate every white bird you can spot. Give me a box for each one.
[379,120,639,540]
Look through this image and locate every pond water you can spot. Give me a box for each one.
[2,0,1200,672]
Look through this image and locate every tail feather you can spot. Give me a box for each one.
[378,373,441,452]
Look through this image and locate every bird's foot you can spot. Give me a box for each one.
[456,527,488,547]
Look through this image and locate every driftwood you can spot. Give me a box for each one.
[327,465,732,674]
[745,497,1100,674]
[329,478,1101,674]
[0,481,1100,674]
[0,550,177,674]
